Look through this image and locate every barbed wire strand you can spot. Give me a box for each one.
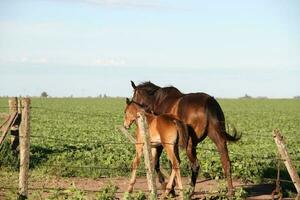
[6,134,300,163]
[2,105,300,140]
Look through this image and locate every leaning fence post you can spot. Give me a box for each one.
[137,112,157,199]
[9,97,19,149]
[273,129,300,193]
[19,98,31,199]
[8,97,18,114]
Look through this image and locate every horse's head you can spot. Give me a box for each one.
[123,98,144,129]
[131,81,159,112]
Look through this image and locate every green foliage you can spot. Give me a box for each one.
[0,97,299,197]
[96,182,118,200]
[204,182,247,200]
[0,139,19,170]
[46,182,87,200]
[2,187,18,200]
[183,185,194,200]
[234,187,248,200]
[123,191,147,200]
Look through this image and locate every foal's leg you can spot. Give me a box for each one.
[173,143,183,198]
[163,144,183,198]
[128,143,143,192]
[163,168,176,198]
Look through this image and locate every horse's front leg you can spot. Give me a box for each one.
[128,143,143,192]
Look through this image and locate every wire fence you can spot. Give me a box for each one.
[28,134,300,162]
[4,129,300,169]
[1,104,300,197]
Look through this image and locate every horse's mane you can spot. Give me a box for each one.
[137,81,160,95]
[137,82,183,107]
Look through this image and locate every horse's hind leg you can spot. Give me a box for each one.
[128,144,143,192]
[153,146,166,189]
[186,137,199,191]
[208,130,233,196]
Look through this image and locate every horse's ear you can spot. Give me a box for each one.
[126,98,130,104]
[131,80,136,89]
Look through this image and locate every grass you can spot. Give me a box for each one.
[0,97,299,197]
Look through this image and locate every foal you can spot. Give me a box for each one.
[123,98,188,197]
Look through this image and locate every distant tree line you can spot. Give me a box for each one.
[32,91,300,99]
[239,94,300,99]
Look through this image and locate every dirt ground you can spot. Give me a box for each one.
[1,176,295,199]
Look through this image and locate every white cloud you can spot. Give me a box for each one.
[0,56,49,65]
[79,0,161,8]
[73,0,191,10]
[19,56,49,65]
[93,58,126,66]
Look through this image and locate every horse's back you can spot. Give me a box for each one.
[172,93,213,139]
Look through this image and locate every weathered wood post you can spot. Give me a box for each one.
[137,112,157,199]
[117,125,170,179]
[19,98,31,199]
[9,97,20,150]
[273,129,300,193]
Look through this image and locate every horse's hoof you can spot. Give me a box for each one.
[161,192,172,200]
[169,189,176,198]
[161,189,171,199]
[187,184,195,195]
[160,182,167,190]
[127,186,133,193]
[226,190,234,199]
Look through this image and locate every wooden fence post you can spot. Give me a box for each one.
[8,97,18,113]
[117,125,170,179]
[9,97,20,150]
[273,129,300,193]
[19,98,31,199]
[137,112,157,199]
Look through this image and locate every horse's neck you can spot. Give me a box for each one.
[144,112,156,124]
[152,88,183,114]
[153,96,181,115]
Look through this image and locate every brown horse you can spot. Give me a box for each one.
[123,98,189,197]
[130,81,241,196]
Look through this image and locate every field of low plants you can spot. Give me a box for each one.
[0,97,300,198]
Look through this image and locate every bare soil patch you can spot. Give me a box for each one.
[7,176,289,199]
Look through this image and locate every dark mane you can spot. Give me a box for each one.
[155,86,183,104]
[136,81,160,95]
[137,82,182,97]
[136,82,183,113]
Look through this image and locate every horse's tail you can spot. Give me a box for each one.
[206,96,242,142]
[223,123,241,142]
[174,119,189,149]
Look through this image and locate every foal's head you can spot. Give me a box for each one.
[123,98,144,129]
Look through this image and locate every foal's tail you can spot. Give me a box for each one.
[174,119,189,149]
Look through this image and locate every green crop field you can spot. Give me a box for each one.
[0,97,300,197]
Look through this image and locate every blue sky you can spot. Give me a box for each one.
[0,0,299,98]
